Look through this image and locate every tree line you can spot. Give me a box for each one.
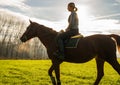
[0,11,48,59]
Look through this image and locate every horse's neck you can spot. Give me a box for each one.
[37,27,58,50]
[38,34,56,47]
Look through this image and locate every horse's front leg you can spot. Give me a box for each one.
[48,64,56,85]
[54,63,61,85]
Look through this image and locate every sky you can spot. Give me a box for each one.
[0,0,120,35]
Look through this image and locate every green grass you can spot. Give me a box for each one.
[0,59,120,85]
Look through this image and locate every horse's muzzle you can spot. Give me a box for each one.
[20,36,27,42]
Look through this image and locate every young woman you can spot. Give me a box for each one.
[55,2,79,60]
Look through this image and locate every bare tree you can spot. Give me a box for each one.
[0,10,47,59]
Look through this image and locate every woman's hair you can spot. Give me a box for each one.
[68,2,78,12]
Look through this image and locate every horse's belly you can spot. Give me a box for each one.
[65,53,96,63]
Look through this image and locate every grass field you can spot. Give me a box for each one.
[0,59,120,85]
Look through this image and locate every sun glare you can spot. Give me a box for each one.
[77,5,93,34]
[78,5,91,22]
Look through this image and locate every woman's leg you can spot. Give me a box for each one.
[55,29,79,60]
[56,33,66,60]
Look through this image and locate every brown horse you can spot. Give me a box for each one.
[20,20,120,85]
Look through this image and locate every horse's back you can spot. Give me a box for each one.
[80,34,116,53]
[65,34,116,63]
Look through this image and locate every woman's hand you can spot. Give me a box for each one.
[60,29,64,33]
[65,28,70,32]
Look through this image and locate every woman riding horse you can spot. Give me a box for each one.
[55,2,79,60]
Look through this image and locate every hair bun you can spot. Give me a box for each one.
[74,7,78,11]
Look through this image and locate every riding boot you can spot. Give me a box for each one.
[56,39,65,60]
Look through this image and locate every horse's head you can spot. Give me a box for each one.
[20,20,38,42]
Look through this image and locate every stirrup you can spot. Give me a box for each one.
[58,54,65,60]
[53,51,59,57]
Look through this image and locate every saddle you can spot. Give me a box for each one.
[64,34,83,48]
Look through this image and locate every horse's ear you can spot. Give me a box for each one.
[29,19,32,24]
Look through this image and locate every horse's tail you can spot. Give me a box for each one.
[108,34,120,48]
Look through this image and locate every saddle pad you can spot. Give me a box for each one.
[65,38,80,48]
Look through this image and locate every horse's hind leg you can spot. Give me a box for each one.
[48,64,56,85]
[106,55,120,75]
[94,57,105,85]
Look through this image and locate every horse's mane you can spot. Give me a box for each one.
[33,22,58,35]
